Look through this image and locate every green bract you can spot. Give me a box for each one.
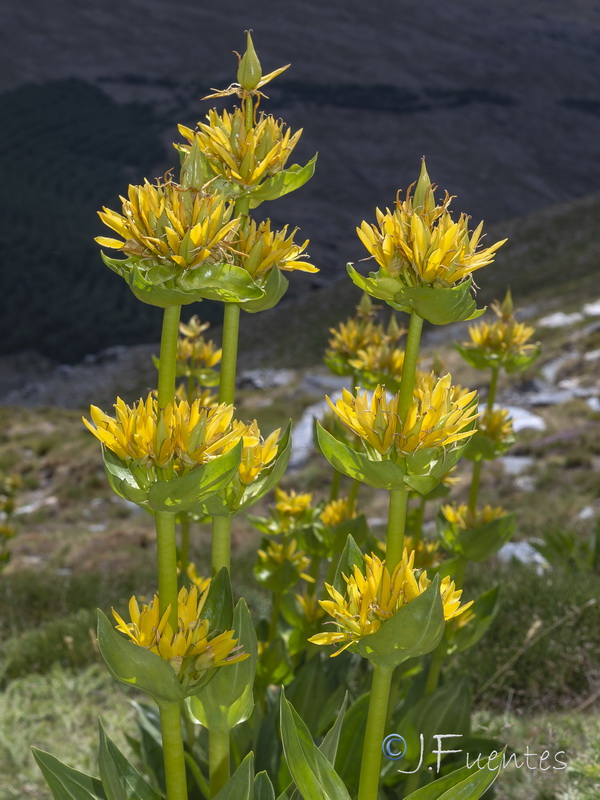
[315,421,471,495]
[101,439,243,513]
[347,264,484,325]
[438,512,516,562]
[454,342,541,373]
[463,426,516,461]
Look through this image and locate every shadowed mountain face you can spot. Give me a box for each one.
[2,0,600,361]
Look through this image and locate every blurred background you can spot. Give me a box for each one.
[1,0,600,365]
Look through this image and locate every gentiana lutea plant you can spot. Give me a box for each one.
[32,33,524,800]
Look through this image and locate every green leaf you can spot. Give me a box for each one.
[248,155,318,208]
[178,263,264,304]
[101,449,148,507]
[96,610,183,703]
[439,513,516,562]
[254,771,276,800]
[319,692,349,765]
[452,586,501,653]
[32,748,106,800]
[404,749,504,799]
[280,691,351,800]
[330,693,369,792]
[201,567,234,635]
[98,720,162,800]
[147,439,243,513]
[284,656,331,736]
[243,267,289,313]
[316,423,408,490]
[333,535,365,595]
[356,576,445,668]
[188,599,258,731]
[213,753,254,800]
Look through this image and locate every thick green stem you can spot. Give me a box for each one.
[157,306,181,409]
[468,459,482,515]
[209,727,230,796]
[219,303,241,405]
[347,477,360,514]
[397,312,424,421]
[412,496,426,548]
[212,515,232,574]
[156,512,179,629]
[357,665,394,800]
[160,702,188,800]
[329,469,342,501]
[385,489,410,570]
[487,365,499,411]
[179,516,191,578]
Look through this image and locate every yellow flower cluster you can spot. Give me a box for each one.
[234,218,316,277]
[478,407,514,444]
[275,488,313,517]
[356,163,506,287]
[465,294,537,359]
[320,497,357,528]
[84,396,248,472]
[178,108,302,189]
[113,586,246,682]
[177,316,222,371]
[441,503,508,530]
[256,539,313,582]
[97,181,238,270]
[309,551,470,656]
[239,422,281,485]
[326,300,404,366]
[327,374,478,457]
[348,343,405,382]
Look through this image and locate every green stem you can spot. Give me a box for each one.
[329,469,341,501]
[156,512,179,629]
[357,665,394,800]
[412,496,426,548]
[212,515,232,574]
[157,306,181,408]
[468,459,482,515]
[397,312,424,420]
[160,702,188,800]
[425,649,444,695]
[385,489,409,570]
[269,591,282,639]
[347,477,360,514]
[209,727,230,797]
[219,303,241,405]
[453,555,466,591]
[179,515,191,578]
[487,365,499,411]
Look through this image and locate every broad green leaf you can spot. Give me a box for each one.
[439,513,516,562]
[32,748,106,800]
[451,586,501,653]
[398,281,484,325]
[356,576,445,668]
[201,567,234,634]
[147,439,243,513]
[333,535,365,594]
[213,753,254,800]
[98,720,162,800]
[101,449,148,506]
[319,692,349,765]
[188,599,257,731]
[254,771,276,800]
[404,749,504,799]
[248,155,317,208]
[97,610,183,703]
[284,656,330,736]
[280,692,351,800]
[243,267,289,313]
[333,693,369,792]
[178,263,264,304]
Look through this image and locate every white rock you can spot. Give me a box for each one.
[583,299,600,317]
[289,392,342,469]
[503,405,547,432]
[537,311,583,328]
[499,455,535,475]
[587,397,600,412]
[578,506,596,521]
[584,348,600,362]
[498,541,548,573]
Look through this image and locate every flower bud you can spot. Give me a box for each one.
[237,31,263,91]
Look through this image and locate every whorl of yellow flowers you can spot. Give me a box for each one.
[320,497,357,528]
[256,539,313,582]
[348,343,405,380]
[234,218,317,277]
[177,316,222,370]
[327,301,404,363]
[465,292,537,358]
[356,161,506,288]
[309,550,471,656]
[441,502,508,530]
[97,180,238,270]
[178,108,302,190]
[112,586,246,682]
[238,421,281,485]
[327,373,478,457]
[83,396,249,473]
[478,407,514,443]
[275,488,313,517]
